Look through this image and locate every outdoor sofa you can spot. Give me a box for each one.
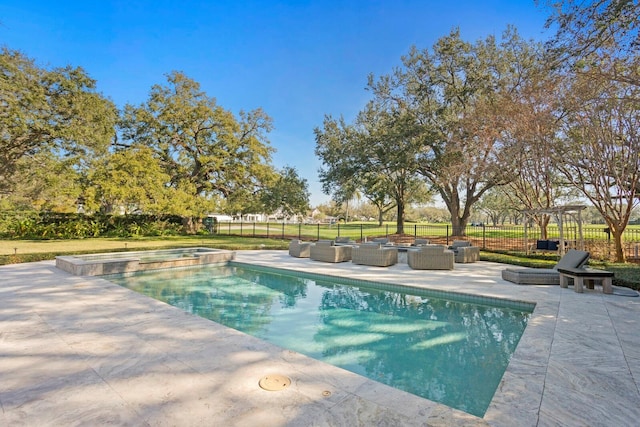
[501,249,590,285]
[310,240,352,263]
[407,245,454,270]
[351,242,398,267]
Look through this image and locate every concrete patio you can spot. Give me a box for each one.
[1,250,639,426]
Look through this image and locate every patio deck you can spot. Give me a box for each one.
[1,250,639,426]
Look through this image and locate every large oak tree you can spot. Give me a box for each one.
[119,71,276,229]
[369,28,535,235]
[0,48,117,201]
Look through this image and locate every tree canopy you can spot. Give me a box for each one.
[260,166,311,219]
[543,0,640,261]
[315,107,428,234]
[0,47,117,199]
[118,71,277,224]
[346,28,539,234]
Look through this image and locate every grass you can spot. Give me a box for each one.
[0,235,289,265]
[1,236,638,290]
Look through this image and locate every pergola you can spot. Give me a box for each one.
[521,205,587,255]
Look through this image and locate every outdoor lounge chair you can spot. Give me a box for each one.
[407,245,454,270]
[351,243,398,267]
[448,240,480,263]
[288,239,312,258]
[501,249,590,285]
[310,240,352,263]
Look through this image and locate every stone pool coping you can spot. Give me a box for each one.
[1,250,639,426]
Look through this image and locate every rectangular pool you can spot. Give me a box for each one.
[106,262,533,417]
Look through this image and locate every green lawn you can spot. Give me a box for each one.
[0,235,288,264]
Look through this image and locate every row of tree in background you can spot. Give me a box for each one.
[314,199,640,227]
[0,57,312,229]
[1,1,639,261]
[315,1,640,262]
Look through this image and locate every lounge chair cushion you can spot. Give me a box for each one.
[553,250,590,270]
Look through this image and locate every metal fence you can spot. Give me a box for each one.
[214,221,640,262]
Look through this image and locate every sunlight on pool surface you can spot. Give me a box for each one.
[107,263,531,417]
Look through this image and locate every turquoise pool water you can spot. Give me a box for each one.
[107,262,532,417]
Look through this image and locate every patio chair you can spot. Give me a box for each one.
[407,245,454,270]
[351,243,398,267]
[288,239,312,258]
[448,240,480,263]
[310,240,352,263]
[501,249,590,285]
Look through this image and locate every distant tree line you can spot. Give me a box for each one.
[1,56,311,233]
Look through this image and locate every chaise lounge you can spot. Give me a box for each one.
[351,243,398,267]
[407,245,454,270]
[501,249,590,285]
[310,240,352,263]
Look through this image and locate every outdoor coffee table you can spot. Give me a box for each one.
[558,267,614,294]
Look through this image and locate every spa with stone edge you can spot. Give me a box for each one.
[55,247,235,276]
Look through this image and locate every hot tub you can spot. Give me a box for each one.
[55,247,235,276]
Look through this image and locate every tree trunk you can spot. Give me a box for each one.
[611,227,626,263]
[181,216,197,234]
[535,215,551,240]
[378,209,384,226]
[396,202,404,235]
[451,215,468,237]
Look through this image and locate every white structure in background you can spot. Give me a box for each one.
[207,214,233,222]
[207,213,299,223]
[242,213,269,222]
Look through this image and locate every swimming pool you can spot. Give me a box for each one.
[107,262,533,417]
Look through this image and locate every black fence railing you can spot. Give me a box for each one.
[214,222,640,262]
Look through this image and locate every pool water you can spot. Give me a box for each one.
[107,263,532,417]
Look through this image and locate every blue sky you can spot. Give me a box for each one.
[1,0,552,205]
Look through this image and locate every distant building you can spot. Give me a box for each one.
[207,214,233,222]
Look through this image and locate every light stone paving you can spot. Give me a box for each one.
[1,250,639,426]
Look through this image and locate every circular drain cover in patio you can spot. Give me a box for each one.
[259,374,291,391]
